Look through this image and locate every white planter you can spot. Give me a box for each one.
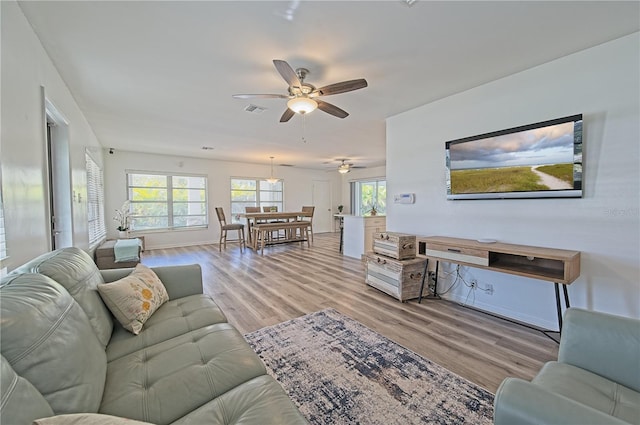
[118,230,129,239]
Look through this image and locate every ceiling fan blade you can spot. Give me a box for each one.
[232,94,288,99]
[280,108,295,123]
[273,59,301,88]
[316,100,349,119]
[313,79,368,97]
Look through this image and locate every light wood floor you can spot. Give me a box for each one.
[141,232,558,393]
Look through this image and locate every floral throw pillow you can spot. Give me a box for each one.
[98,264,169,335]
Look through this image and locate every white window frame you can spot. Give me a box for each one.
[126,171,208,232]
[230,178,284,223]
[351,178,387,216]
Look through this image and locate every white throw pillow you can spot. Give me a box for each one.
[97,264,169,335]
[33,413,154,424]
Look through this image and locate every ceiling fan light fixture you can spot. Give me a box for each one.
[338,162,351,174]
[287,96,318,114]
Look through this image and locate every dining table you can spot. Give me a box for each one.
[240,211,312,245]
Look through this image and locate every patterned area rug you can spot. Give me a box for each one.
[245,308,494,425]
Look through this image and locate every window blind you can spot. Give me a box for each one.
[86,153,106,245]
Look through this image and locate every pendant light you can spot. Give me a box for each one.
[266,156,279,184]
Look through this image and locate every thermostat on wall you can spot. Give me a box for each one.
[394,193,415,204]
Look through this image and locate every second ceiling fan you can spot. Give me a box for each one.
[233,60,368,123]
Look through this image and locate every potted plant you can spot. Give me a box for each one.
[113,200,131,238]
[337,205,344,213]
[369,205,377,216]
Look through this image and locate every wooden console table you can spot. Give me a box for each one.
[416,236,580,340]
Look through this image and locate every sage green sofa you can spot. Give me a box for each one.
[0,247,307,425]
[494,308,640,425]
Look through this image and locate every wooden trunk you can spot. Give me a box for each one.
[364,253,429,302]
[372,232,416,260]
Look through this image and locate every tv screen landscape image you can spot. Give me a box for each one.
[446,114,583,200]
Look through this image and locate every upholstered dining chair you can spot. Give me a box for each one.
[300,206,315,242]
[215,207,245,252]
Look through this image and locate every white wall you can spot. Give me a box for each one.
[386,33,640,327]
[104,150,341,249]
[1,1,104,269]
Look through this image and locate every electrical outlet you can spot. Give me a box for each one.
[470,279,477,289]
[486,283,494,295]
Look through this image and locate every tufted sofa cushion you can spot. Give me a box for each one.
[11,247,113,347]
[0,354,54,425]
[171,375,309,425]
[533,362,640,423]
[0,273,107,414]
[99,323,267,425]
[106,294,228,362]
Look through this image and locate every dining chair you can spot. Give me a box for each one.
[261,206,284,239]
[300,206,315,242]
[215,207,245,252]
[244,206,263,244]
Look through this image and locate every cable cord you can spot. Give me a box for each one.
[436,265,461,296]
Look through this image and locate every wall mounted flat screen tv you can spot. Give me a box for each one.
[446,114,583,200]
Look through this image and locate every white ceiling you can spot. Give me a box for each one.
[18,1,639,171]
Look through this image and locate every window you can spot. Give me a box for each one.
[230,178,283,222]
[0,187,7,277]
[127,172,208,231]
[86,152,106,245]
[352,179,387,216]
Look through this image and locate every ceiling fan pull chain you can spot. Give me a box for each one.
[302,114,307,143]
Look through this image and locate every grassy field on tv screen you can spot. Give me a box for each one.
[450,163,573,194]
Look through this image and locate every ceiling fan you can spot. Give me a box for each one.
[233,59,368,123]
[337,159,365,174]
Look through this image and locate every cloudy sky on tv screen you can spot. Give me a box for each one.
[450,122,574,170]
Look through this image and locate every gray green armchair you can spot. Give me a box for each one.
[494,307,640,425]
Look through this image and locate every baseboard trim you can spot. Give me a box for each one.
[442,292,559,331]
[145,241,215,250]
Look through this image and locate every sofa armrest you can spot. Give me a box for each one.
[100,264,204,300]
[559,308,640,392]
[494,378,631,425]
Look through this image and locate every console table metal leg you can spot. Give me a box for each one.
[545,282,571,344]
[423,260,441,300]
[563,284,570,309]
[554,282,564,332]
[418,259,429,304]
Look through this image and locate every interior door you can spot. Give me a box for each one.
[312,180,332,233]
